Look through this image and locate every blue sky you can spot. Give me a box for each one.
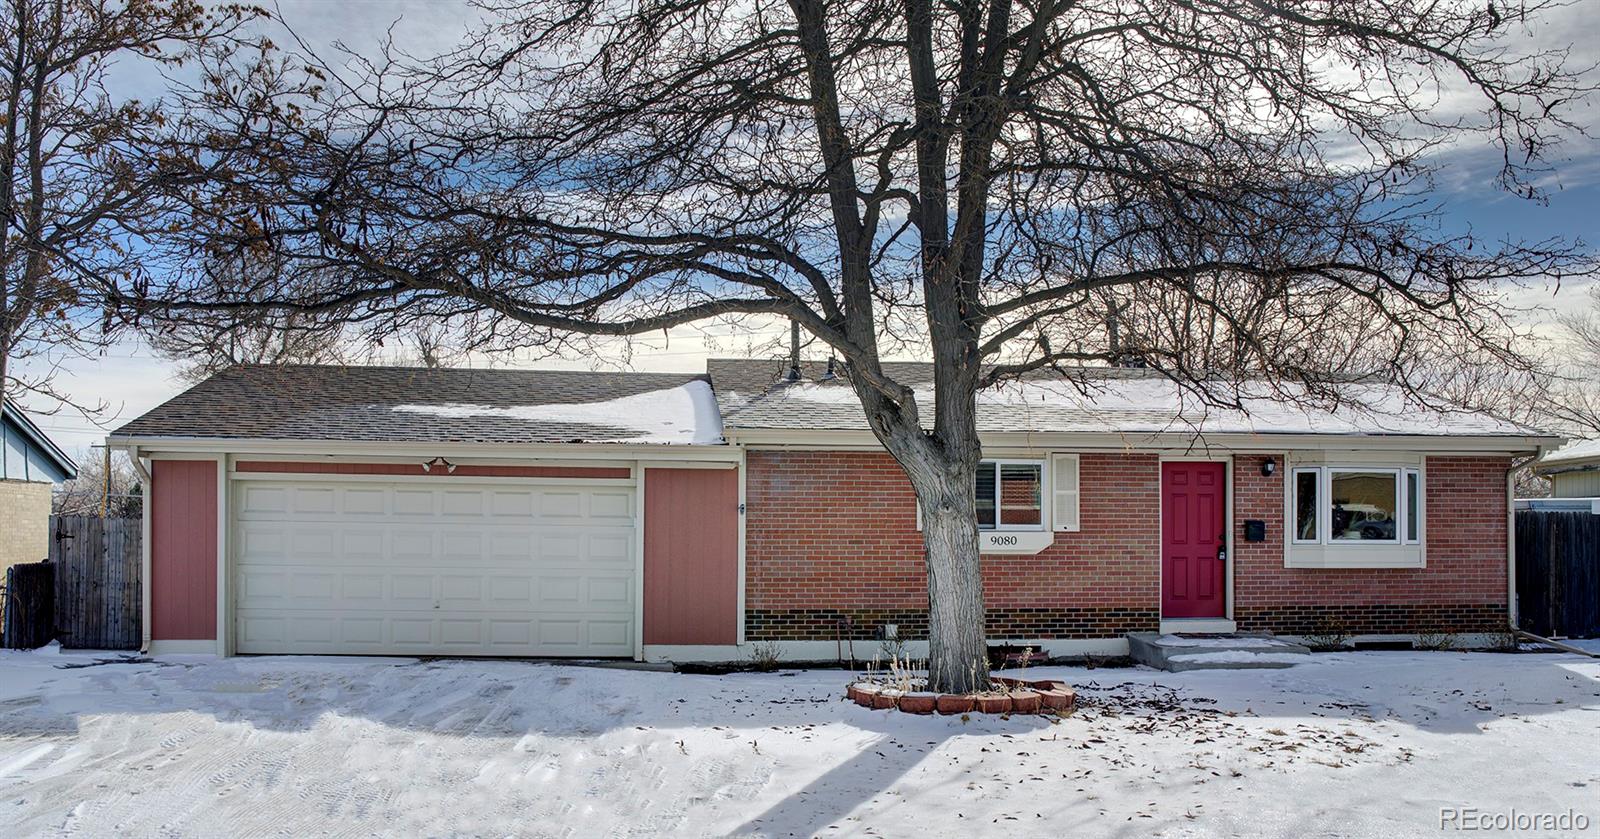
[17,0,1600,455]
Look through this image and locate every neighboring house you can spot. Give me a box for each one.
[1532,439,1600,501]
[107,361,1559,659]
[2,400,78,576]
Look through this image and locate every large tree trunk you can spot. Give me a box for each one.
[910,461,989,693]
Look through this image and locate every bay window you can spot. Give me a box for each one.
[1291,465,1423,546]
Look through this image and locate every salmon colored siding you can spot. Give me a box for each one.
[642,468,739,645]
[150,459,218,641]
[234,461,630,479]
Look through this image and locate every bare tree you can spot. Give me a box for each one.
[135,0,1591,691]
[1544,286,1600,435]
[53,447,141,518]
[144,251,348,383]
[0,0,263,406]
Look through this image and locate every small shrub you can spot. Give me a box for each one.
[1413,630,1460,651]
[1299,621,1352,652]
[749,640,783,671]
[1481,626,1520,652]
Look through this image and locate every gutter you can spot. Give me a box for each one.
[121,444,153,655]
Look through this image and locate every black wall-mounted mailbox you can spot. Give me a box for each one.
[1243,520,1267,542]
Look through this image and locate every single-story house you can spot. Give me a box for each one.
[1532,438,1600,501]
[2,400,79,632]
[108,361,1561,660]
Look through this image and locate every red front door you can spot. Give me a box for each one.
[1161,461,1227,618]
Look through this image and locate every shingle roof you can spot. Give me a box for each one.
[709,358,1547,438]
[1537,437,1600,468]
[114,359,1552,448]
[111,365,720,445]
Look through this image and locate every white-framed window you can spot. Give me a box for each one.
[1290,465,1423,545]
[914,454,1079,536]
[979,459,1044,531]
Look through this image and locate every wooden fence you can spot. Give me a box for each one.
[47,515,142,650]
[2,561,54,649]
[1515,510,1600,639]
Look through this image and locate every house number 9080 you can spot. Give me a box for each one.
[988,535,1019,546]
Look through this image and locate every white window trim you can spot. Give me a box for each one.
[1326,466,1403,545]
[1403,467,1424,545]
[916,456,1052,533]
[982,458,1047,531]
[1284,459,1427,569]
[1290,466,1322,546]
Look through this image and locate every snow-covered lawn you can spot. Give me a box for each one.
[1,647,1596,837]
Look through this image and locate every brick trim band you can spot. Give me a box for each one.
[745,607,1161,641]
[1235,604,1508,636]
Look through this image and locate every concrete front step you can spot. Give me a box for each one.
[1127,632,1313,672]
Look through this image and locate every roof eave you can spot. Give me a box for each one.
[106,433,739,461]
[723,425,1561,454]
[2,400,79,478]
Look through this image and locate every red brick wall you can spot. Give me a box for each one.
[1233,454,1509,634]
[745,450,1510,640]
[743,450,1161,639]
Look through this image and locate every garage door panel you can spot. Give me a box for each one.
[440,490,485,516]
[293,487,337,514]
[589,491,633,520]
[235,480,636,656]
[491,491,535,517]
[241,485,289,514]
[392,619,433,645]
[589,576,631,607]
[343,488,387,515]
[342,574,385,602]
[286,529,336,558]
[588,533,632,564]
[441,531,484,561]
[238,568,288,603]
[393,490,435,516]
[588,620,631,648]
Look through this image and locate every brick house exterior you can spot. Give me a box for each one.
[744,450,1511,646]
[745,451,1163,641]
[110,361,1551,660]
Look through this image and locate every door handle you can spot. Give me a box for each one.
[1216,547,1227,562]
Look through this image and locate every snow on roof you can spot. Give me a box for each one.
[728,377,1541,438]
[394,379,724,445]
[1539,437,1600,467]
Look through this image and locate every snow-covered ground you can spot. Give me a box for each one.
[1,646,1596,838]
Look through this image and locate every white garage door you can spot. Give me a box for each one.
[232,479,636,657]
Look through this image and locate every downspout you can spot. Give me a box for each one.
[1506,463,1517,632]
[124,445,153,654]
[1505,448,1546,633]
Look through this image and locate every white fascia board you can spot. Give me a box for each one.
[1534,460,1600,476]
[110,436,742,462]
[727,428,1558,455]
